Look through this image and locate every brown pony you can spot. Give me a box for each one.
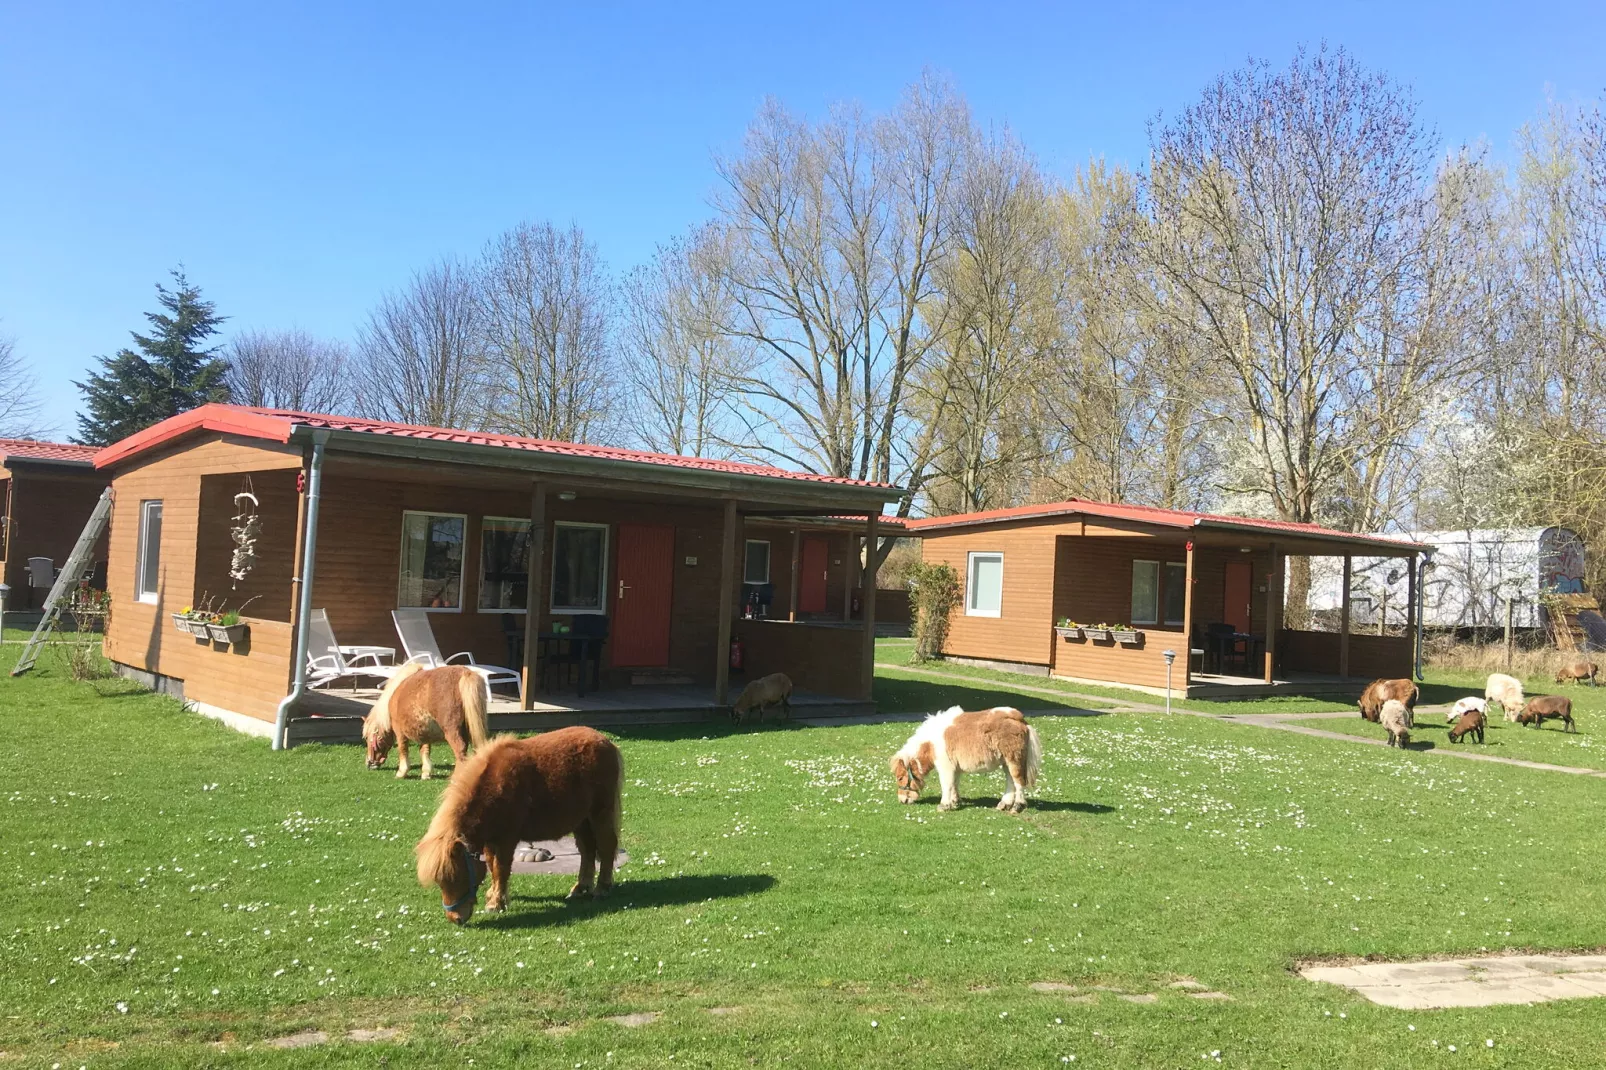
[414,729,624,923]
[363,662,489,779]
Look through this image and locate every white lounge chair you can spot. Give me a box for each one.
[391,608,521,692]
[306,609,404,690]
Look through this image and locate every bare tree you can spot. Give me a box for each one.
[353,260,485,428]
[0,335,48,439]
[478,221,614,443]
[1138,46,1480,622]
[713,73,968,506]
[224,328,353,412]
[620,225,743,456]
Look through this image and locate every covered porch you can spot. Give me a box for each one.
[1047,520,1424,699]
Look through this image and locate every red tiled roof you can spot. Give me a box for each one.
[93,404,899,491]
[905,499,1429,550]
[0,438,100,466]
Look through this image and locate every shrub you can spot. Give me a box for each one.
[908,561,960,662]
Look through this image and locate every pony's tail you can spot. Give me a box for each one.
[1021,725,1042,789]
[459,670,490,749]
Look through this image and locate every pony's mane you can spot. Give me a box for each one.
[363,661,426,742]
[415,733,521,885]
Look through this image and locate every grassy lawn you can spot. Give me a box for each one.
[6,640,1606,1066]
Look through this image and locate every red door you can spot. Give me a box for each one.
[613,524,675,667]
[1223,561,1253,633]
[799,536,829,614]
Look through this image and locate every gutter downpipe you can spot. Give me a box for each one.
[1414,552,1432,682]
[273,429,331,750]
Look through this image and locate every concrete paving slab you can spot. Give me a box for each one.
[1302,953,1606,1009]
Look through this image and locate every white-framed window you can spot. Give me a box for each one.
[744,539,771,585]
[551,521,608,615]
[479,517,533,612]
[1163,562,1188,626]
[965,551,1004,617]
[135,499,163,604]
[398,511,466,611]
[1131,559,1160,625]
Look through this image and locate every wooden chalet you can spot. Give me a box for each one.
[908,501,1431,698]
[91,405,904,745]
[0,438,108,612]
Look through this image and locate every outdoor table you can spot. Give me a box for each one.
[537,633,604,698]
[338,645,395,665]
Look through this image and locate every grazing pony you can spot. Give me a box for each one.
[1446,696,1486,724]
[1516,695,1576,733]
[890,706,1041,812]
[732,672,793,724]
[1485,673,1525,722]
[1359,678,1417,724]
[363,662,489,779]
[1447,705,1486,744]
[415,729,623,923]
[1380,699,1412,748]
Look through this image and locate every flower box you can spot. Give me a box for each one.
[172,614,191,633]
[1111,629,1143,645]
[220,623,249,645]
[1085,627,1114,642]
[1054,626,1085,640]
[183,619,211,637]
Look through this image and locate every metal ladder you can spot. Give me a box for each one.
[10,487,114,677]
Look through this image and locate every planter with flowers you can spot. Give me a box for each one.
[1054,618,1086,640]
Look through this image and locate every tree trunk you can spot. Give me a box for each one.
[1284,556,1312,631]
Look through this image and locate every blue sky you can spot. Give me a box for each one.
[3,1,1603,436]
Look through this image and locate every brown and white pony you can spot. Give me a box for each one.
[890,705,1041,812]
[363,662,489,779]
[415,728,624,923]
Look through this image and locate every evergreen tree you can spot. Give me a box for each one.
[74,269,230,445]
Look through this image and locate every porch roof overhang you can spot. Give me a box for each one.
[92,404,905,515]
[906,500,1431,557]
[0,438,100,471]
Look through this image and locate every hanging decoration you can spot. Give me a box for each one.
[230,478,262,588]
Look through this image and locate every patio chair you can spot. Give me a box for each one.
[391,608,522,692]
[27,557,54,608]
[305,609,402,690]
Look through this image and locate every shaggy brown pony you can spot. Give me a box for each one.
[1556,659,1599,686]
[415,729,623,923]
[363,662,489,779]
[1516,695,1576,733]
[1358,678,1418,723]
[1447,706,1486,744]
[890,705,1041,812]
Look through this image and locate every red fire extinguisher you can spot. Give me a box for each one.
[729,635,744,672]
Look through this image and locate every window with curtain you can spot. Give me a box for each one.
[744,540,771,584]
[966,551,1004,617]
[551,522,607,614]
[1164,562,1188,625]
[136,500,163,603]
[1131,559,1160,624]
[479,517,533,611]
[398,512,465,610]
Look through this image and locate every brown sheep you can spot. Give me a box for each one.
[1555,659,1599,686]
[1516,695,1576,733]
[1359,678,1418,724]
[731,672,793,724]
[1380,699,1412,748]
[1447,706,1486,744]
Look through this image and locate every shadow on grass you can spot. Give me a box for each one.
[873,676,1095,716]
[478,873,778,930]
[904,795,1115,814]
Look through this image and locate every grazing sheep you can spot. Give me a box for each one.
[1555,659,1599,686]
[1446,696,1487,725]
[1516,695,1576,733]
[1447,705,1486,744]
[1485,673,1525,722]
[1380,699,1412,748]
[1359,678,1418,724]
[731,672,793,724]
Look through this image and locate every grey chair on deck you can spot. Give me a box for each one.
[305,609,403,690]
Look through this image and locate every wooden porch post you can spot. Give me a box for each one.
[519,481,547,709]
[1406,552,1418,675]
[714,499,739,705]
[1182,541,1195,688]
[1339,554,1352,679]
[861,513,879,700]
[843,533,858,622]
[787,526,801,621]
[1264,545,1279,683]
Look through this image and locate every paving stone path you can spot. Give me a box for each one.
[883,662,1606,779]
[1302,954,1606,1009]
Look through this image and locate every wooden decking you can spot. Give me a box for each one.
[1185,672,1356,699]
[285,682,875,745]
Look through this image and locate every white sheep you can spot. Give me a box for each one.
[1446,696,1487,724]
[1380,699,1412,748]
[1485,673,1525,723]
[731,672,793,724]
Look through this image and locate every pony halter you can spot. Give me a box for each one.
[443,842,483,916]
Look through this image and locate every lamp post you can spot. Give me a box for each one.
[0,582,8,638]
[1162,649,1176,715]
